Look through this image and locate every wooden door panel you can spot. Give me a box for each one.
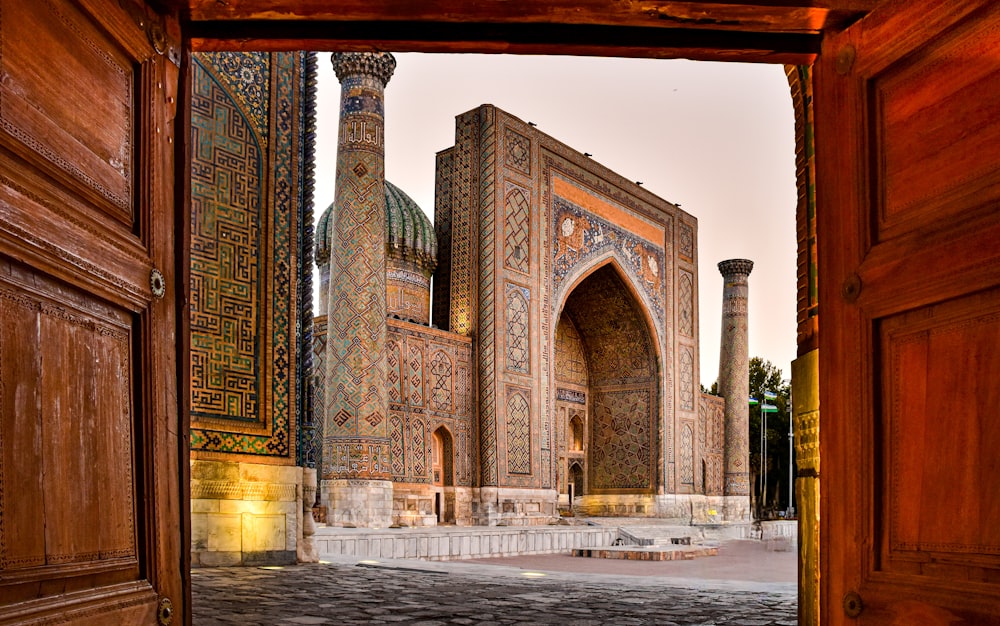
[874,11,1000,241]
[881,288,1000,573]
[0,0,182,623]
[0,259,141,605]
[0,0,135,227]
[817,0,1000,622]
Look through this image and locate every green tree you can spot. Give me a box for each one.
[748,357,792,519]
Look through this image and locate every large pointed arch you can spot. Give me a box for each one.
[556,262,659,494]
[554,252,664,353]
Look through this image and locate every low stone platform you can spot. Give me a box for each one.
[315,524,619,561]
[573,544,719,561]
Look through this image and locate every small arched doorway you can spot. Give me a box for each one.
[568,462,584,503]
[431,426,455,523]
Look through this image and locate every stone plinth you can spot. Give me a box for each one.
[190,460,310,566]
[323,478,394,528]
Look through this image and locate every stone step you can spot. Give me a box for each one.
[572,545,719,561]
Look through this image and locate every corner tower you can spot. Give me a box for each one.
[717,258,753,522]
[323,52,396,527]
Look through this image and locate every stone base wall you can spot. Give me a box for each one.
[190,460,317,567]
[572,493,751,524]
[575,494,658,518]
[390,485,476,527]
[471,488,559,526]
[314,526,619,561]
[323,478,393,527]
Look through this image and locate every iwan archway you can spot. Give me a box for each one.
[556,263,659,515]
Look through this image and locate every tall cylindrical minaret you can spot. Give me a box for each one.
[322,52,396,527]
[718,258,753,521]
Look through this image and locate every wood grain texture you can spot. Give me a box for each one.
[187,20,819,64]
[816,0,1000,622]
[0,0,182,622]
[179,0,872,30]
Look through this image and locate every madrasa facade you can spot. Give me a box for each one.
[312,52,748,528]
[187,50,749,565]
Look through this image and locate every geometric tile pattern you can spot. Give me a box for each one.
[476,106,499,487]
[506,388,531,475]
[590,388,653,491]
[679,221,694,262]
[505,283,530,374]
[379,321,475,487]
[680,423,694,485]
[389,413,405,476]
[387,339,402,404]
[680,346,694,411]
[679,269,694,338]
[408,345,424,407]
[699,393,725,496]
[190,55,264,424]
[448,113,476,336]
[504,184,531,274]
[323,54,396,479]
[411,418,427,478]
[504,127,531,175]
[555,315,588,387]
[430,351,453,412]
[189,51,306,458]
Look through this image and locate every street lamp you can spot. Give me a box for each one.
[749,395,760,517]
[761,391,778,516]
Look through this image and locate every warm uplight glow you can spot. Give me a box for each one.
[520,571,546,578]
[358,560,381,565]
[259,566,284,570]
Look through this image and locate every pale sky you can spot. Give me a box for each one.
[313,53,798,388]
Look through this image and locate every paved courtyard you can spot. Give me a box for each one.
[192,540,797,625]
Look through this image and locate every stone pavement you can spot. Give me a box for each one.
[192,541,797,625]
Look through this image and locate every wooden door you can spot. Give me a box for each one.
[816,0,1000,622]
[0,0,184,623]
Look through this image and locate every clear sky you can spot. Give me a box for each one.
[313,53,798,388]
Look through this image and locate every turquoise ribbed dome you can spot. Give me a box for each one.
[385,180,437,273]
[315,203,334,265]
[314,181,436,272]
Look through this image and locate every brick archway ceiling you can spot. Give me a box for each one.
[563,265,655,389]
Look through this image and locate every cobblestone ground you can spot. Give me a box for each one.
[192,561,797,625]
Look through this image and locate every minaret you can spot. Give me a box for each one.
[322,52,396,527]
[718,258,753,522]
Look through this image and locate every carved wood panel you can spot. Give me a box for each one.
[0,0,181,622]
[0,0,135,225]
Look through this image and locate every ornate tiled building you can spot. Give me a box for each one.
[314,53,743,527]
[187,51,320,563]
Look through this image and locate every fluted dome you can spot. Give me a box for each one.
[385,180,437,274]
[315,203,334,266]
[314,181,436,272]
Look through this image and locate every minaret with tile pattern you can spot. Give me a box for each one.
[322,52,396,527]
[718,258,754,522]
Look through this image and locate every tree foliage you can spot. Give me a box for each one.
[748,357,793,518]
